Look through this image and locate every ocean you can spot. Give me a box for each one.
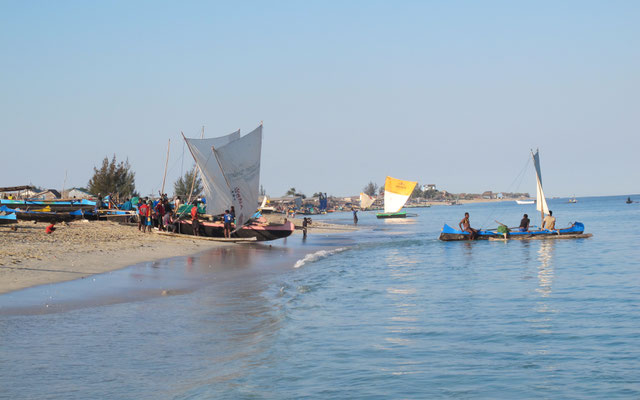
[0,195,638,399]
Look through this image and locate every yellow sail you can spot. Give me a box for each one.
[383,176,417,213]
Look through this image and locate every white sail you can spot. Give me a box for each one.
[383,176,417,213]
[360,193,375,209]
[184,130,240,215]
[213,125,262,226]
[531,149,550,216]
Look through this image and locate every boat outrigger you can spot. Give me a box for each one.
[439,149,590,241]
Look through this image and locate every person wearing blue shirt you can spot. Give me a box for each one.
[223,209,233,238]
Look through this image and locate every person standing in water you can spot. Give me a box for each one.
[352,208,358,225]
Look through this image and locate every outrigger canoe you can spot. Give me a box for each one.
[177,218,295,242]
[376,211,407,219]
[439,222,591,241]
[0,212,17,225]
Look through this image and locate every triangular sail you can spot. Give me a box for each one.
[383,176,417,213]
[213,125,262,227]
[360,193,375,209]
[184,130,240,215]
[531,149,549,216]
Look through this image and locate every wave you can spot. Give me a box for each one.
[293,247,348,269]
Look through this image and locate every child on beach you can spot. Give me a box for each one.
[45,221,56,234]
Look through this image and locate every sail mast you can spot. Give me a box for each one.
[161,139,170,195]
[187,126,205,203]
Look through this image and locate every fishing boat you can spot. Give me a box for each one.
[569,195,577,203]
[180,124,294,241]
[626,197,633,204]
[440,149,589,241]
[0,205,87,223]
[439,222,589,241]
[376,176,417,218]
[515,199,535,205]
[0,212,17,225]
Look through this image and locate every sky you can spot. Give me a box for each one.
[1,1,638,198]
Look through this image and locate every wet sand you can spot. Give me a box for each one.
[0,217,354,295]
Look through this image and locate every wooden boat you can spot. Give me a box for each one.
[439,222,588,241]
[376,211,407,219]
[1,206,87,223]
[176,218,294,241]
[626,197,633,204]
[0,199,95,213]
[569,196,577,203]
[439,149,589,241]
[0,212,17,225]
[376,176,417,219]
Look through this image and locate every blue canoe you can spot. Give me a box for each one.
[439,222,589,241]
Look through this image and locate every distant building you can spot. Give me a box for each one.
[422,184,436,191]
[29,189,61,200]
[482,191,494,199]
[65,188,94,199]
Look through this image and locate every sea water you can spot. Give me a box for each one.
[0,195,638,399]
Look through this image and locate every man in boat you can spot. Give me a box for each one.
[191,201,200,236]
[459,212,477,240]
[519,214,530,232]
[223,209,233,238]
[542,210,556,231]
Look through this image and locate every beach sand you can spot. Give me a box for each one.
[0,216,353,295]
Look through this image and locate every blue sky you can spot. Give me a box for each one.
[1,1,638,197]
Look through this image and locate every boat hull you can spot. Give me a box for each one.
[0,213,17,225]
[376,211,407,219]
[177,220,295,242]
[439,222,587,241]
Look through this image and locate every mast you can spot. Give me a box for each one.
[187,126,205,203]
[160,139,170,195]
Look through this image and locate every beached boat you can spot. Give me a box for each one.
[0,212,17,225]
[439,222,588,241]
[376,176,417,219]
[515,199,535,205]
[0,205,87,222]
[181,124,294,241]
[439,149,589,241]
[177,218,295,241]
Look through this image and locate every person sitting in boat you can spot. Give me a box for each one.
[459,212,477,240]
[519,214,530,232]
[542,210,556,231]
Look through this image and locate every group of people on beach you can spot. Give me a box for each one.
[459,210,557,240]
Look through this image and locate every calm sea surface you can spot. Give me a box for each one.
[1,195,639,399]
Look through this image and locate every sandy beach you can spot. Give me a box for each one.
[0,217,353,295]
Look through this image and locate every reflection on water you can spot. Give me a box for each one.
[536,240,555,298]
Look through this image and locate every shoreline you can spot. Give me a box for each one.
[0,218,354,296]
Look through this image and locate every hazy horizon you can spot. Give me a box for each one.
[2,1,638,198]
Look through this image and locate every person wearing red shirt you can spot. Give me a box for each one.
[191,202,200,236]
[138,202,149,233]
